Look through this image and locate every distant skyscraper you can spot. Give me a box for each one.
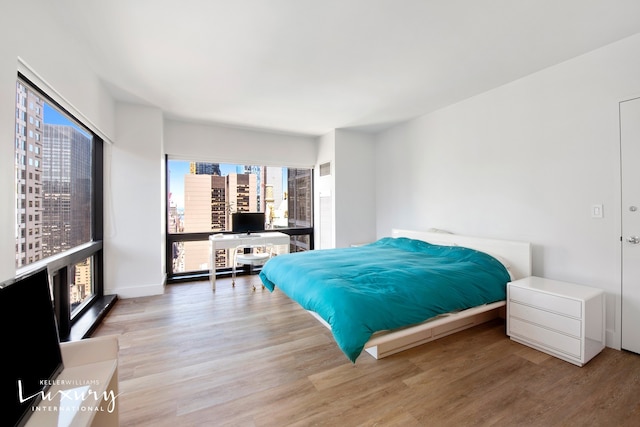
[192,162,221,176]
[288,168,312,251]
[183,174,214,233]
[288,169,311,227]
[264,167,284,227]
[211,175,227,230]
[227,173,257,213]
[70,258,92,310]
[14,80,93,267]
[181,172,259,271]
[182,174,214,271]
[41,124,92,259]
[265,167,284,206]
[235,165,264,209]
[14,81,44,267]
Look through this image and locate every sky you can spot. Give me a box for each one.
[168,160,190,209]
[44,102,92,139]
[44,103,69,125]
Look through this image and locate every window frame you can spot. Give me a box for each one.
[15,72,105,341]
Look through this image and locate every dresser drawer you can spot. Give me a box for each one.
[509,285,581,318]
[509,302,581,337]
[509,317,581,358]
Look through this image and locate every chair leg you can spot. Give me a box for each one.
[231,264,236,287]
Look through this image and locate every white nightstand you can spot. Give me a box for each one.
[507,276,605,366]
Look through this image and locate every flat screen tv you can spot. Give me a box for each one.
[0,267,64,427]
[231,212,265,234]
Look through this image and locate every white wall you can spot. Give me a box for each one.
[164,119,317,168]
[334,129,376,247]
[0,0,115,282]
[375,33,640,349]
[164,120,377,257]
[104,103,165,297]
[314,130,377,249]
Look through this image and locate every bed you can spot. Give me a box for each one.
[259,229,532,362]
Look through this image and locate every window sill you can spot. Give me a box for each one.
[64,294,118,342]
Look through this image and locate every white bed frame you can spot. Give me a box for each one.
[310,229,532,360]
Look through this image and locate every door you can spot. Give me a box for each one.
[621,97,640,353]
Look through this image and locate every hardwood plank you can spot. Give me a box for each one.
[92,278,640,426]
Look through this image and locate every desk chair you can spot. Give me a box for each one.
[231,243,273,290]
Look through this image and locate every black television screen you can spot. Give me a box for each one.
[231,212,265,234]
[0,267,64,427]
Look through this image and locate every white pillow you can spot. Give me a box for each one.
[485,252,515,280]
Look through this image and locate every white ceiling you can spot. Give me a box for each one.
[53,0,640,136]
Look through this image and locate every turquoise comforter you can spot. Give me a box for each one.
[259,237,510,362]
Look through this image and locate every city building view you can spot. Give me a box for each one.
[14,80,94,313]
[15,76,312,296]
[167,161,312,275]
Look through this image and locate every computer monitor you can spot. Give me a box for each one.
[231,212,265,234]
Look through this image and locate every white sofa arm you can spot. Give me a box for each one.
[60,335,119,368]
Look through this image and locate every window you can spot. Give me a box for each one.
[14,75,104,340]
[70,257,94,313]
[166,159,314,281]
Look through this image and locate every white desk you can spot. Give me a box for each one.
[209,232,289,290]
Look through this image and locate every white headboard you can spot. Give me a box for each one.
[391,229,532,280]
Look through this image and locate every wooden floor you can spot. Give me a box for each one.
[93,277,640,427]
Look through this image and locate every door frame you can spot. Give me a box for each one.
[619,95,640,353]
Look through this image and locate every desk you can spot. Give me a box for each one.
[209,232,289,290]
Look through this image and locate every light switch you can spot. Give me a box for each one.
[592,204,603,219]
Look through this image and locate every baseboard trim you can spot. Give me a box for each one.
[106,281,165,298]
